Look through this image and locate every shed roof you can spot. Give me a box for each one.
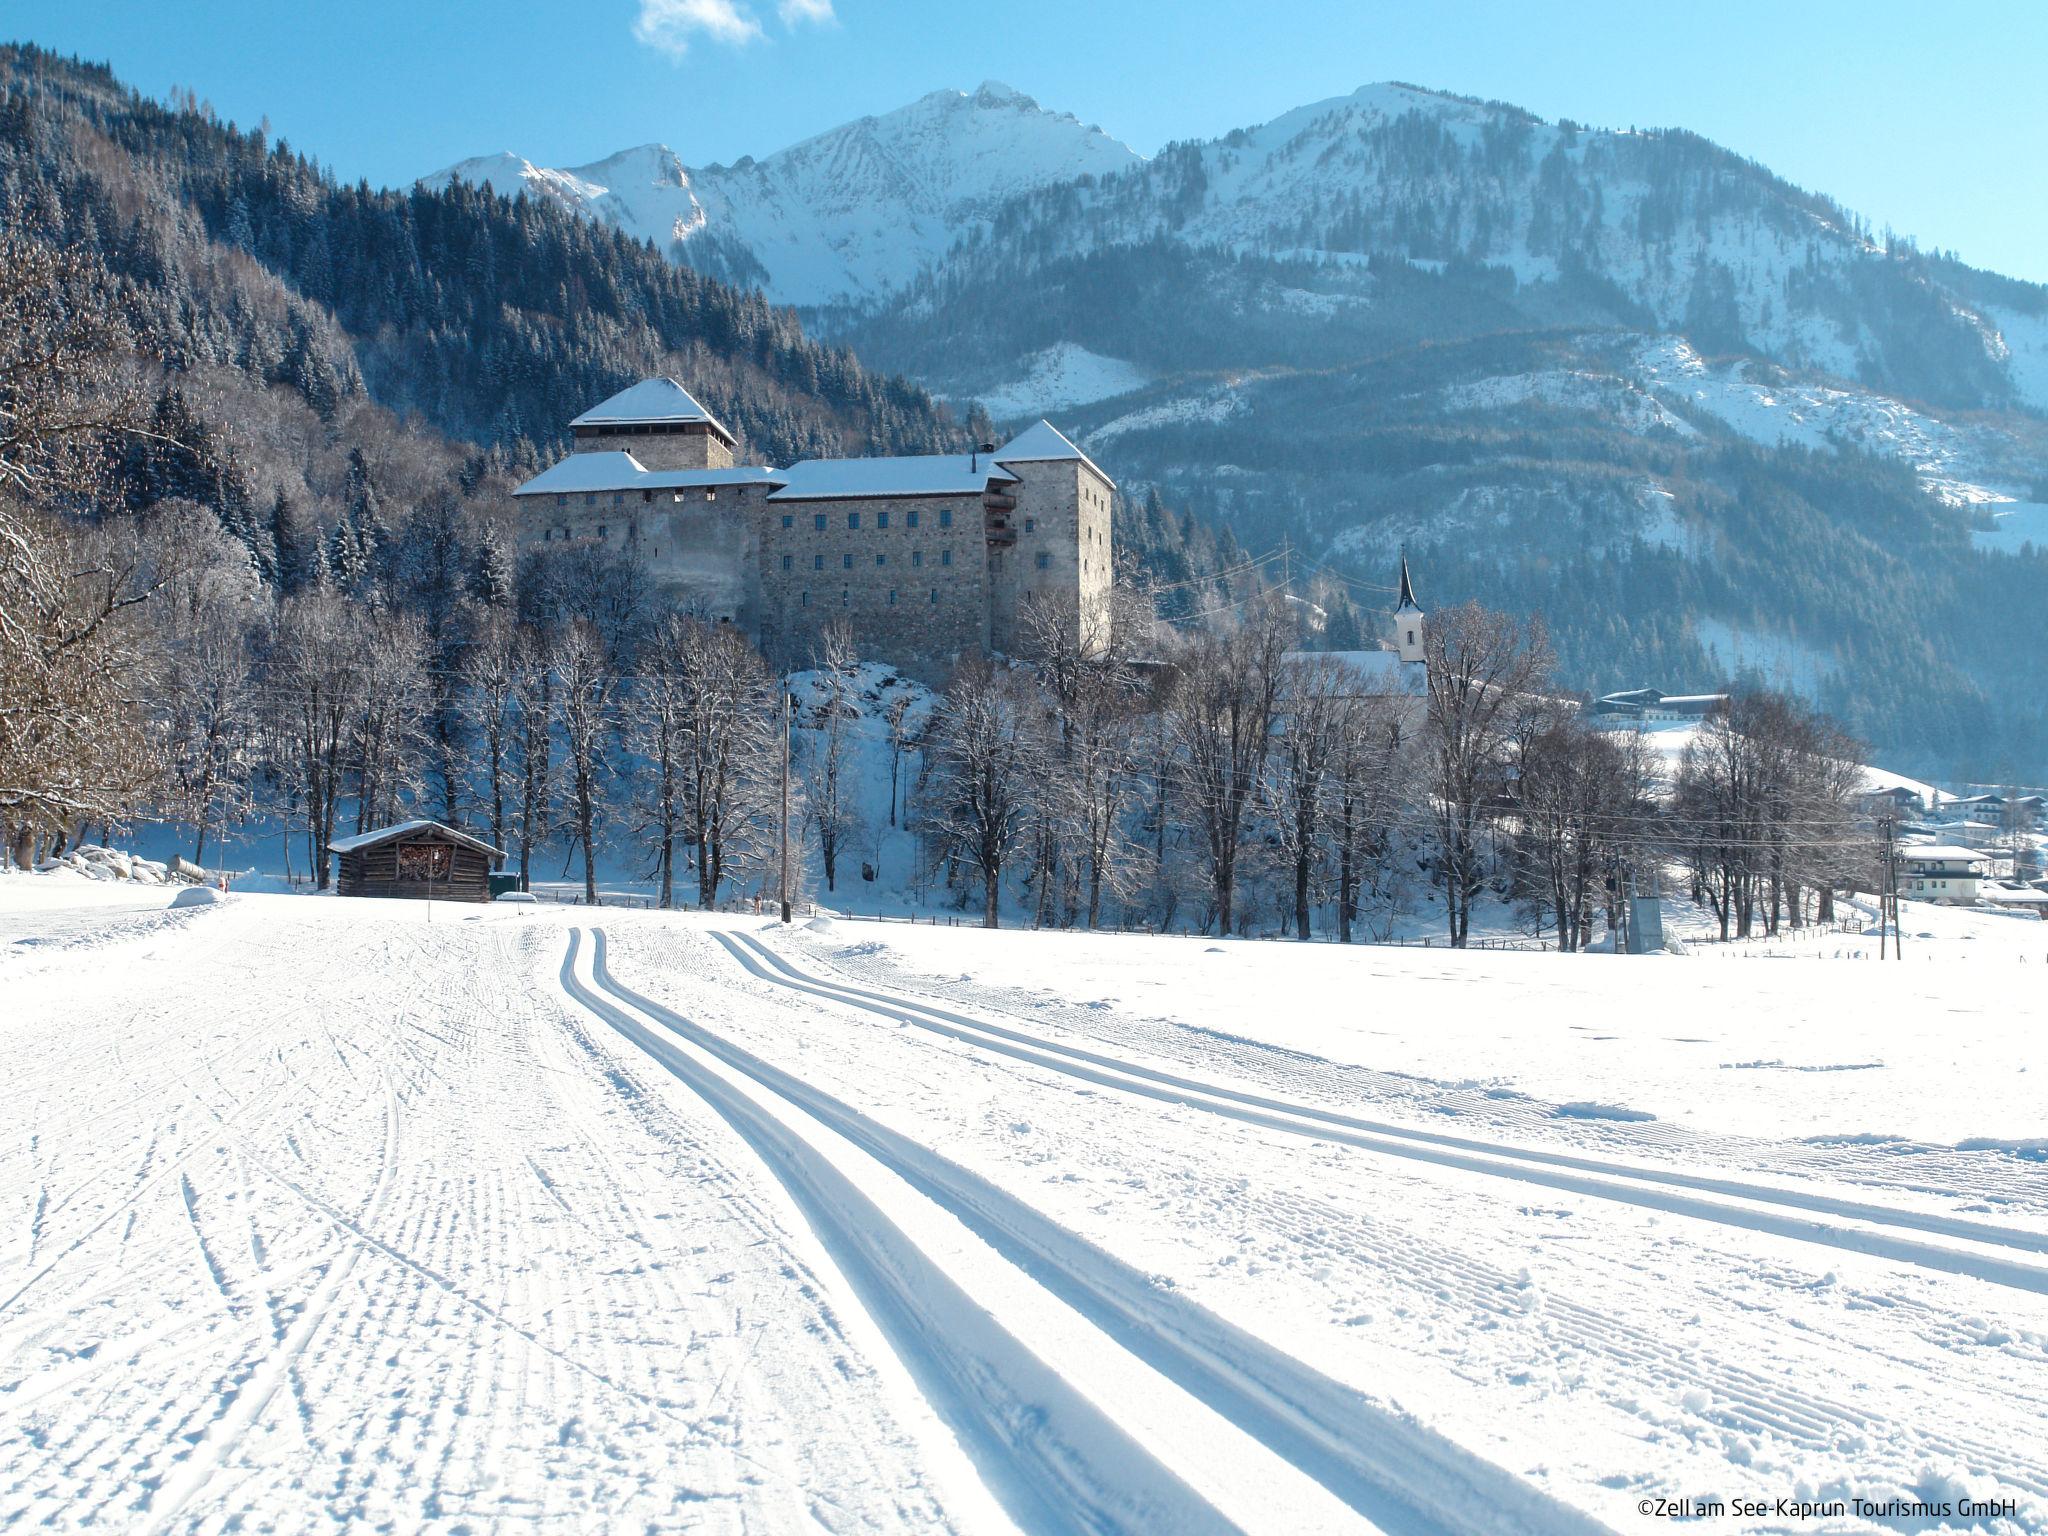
[993,419,1113,487]
[767,454,1016,501]
[329,819,505,859]
[570,377,735,442]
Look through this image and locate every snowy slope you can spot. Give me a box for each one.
[7,877,2045,1531]
[424,83,1141,306]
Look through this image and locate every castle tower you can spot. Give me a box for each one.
[568,377,737,470]
[1394,551,1426,665]
[987,420,1115,656]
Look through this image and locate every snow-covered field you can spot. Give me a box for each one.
[4,875,2045,1533]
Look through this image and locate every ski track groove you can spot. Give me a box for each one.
[578,925,1615,1536]
[713,929,2048,1296]
[695,924,2048,1507]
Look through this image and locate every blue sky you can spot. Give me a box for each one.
[14,0,2048,282]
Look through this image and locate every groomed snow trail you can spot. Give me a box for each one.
[710,930,2048,1292]
[570,926,1615,1536]
[0,895,990,1532]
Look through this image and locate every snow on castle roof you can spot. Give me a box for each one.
[571,377,735,442]
[512,453,782,497]
[767,454,1017,501]
[993,420,1114,487]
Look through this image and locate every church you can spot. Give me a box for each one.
[512,378,1115,673]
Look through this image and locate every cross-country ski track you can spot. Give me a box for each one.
[708,928,2048,1291]
[5,888,2044,1532]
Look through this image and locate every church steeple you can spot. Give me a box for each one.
[1394,550,1425,665]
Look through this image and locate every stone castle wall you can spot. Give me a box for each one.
[570,423,735,471]
[989,460,1115,655]
[757,492,991,674]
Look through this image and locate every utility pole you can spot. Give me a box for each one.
[1888,816,1904,960]
[779,688,793,924]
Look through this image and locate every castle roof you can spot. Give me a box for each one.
[768,454,1017,501]
[571,377,736,444]
[994,420,1114,487]
[512,452,781,496]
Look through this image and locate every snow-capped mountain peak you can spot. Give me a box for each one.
[423,82,1142,306]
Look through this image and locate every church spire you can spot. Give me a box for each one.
[1393,549,1426,665]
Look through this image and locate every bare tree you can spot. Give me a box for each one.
[1020,587,1150,928]
[511,625,553,892]
[267,590,358,888]
[1516,709,1632,952]
[1271,653,1352,940]
[1328,687,1411,944]
[801,619,859,893]
[1166,598,1293,936]
[460,610,519,865]
[555,618,617,905]
[926,659,1040,928]
[1421,601,1554,947]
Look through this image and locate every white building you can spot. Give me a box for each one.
[1897,845,1986,906]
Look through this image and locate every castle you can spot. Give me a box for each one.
[512,378,1115,672]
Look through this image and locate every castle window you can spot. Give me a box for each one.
[555,494,567,509]
[1035,551,1050,570]
[1025,517,1036,533]
[782,514,794,530]
[939,509,953,529]
[907,509,920,529]
[585,493,597,508]
[912,550,923,568]
[613,492,625,506]
[598,525,608,540]
[782,554,793,571]
[888,589,897,606]
[929,589,938,604]
[543,529,551,543]
[705,489,716,500]
[877,511,889,530]
[842,553,853,569]
[941,549,952,567]
[641,490,652,503]
[876,554,886,567]
[801,591,809,606]
[736,489,747,500]
[841,589,850,606]
[848,512,860,530]
[813,554,824,570]
[814,514,827,531]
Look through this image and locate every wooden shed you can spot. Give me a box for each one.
[329,820,503,903]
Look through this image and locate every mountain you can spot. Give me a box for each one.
[423,82,1141,307]
[826,82,2048,779]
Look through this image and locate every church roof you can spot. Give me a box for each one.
[571,377,736,443]
[994,420,1114,487]
[1395,552,1422,615]
[767,454,1017,501]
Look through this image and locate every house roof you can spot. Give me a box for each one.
[993,419,1114,487]
[767,454,1017,501]
[329,819,505,859]
[512,453,782,497]
[570,377,735,443]
[1897,845,1986,863]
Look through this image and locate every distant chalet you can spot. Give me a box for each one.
[512,378,1115,674]
[330,820,503,903]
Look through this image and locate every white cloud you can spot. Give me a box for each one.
[778,0,836,24]
[632,0,764,58]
